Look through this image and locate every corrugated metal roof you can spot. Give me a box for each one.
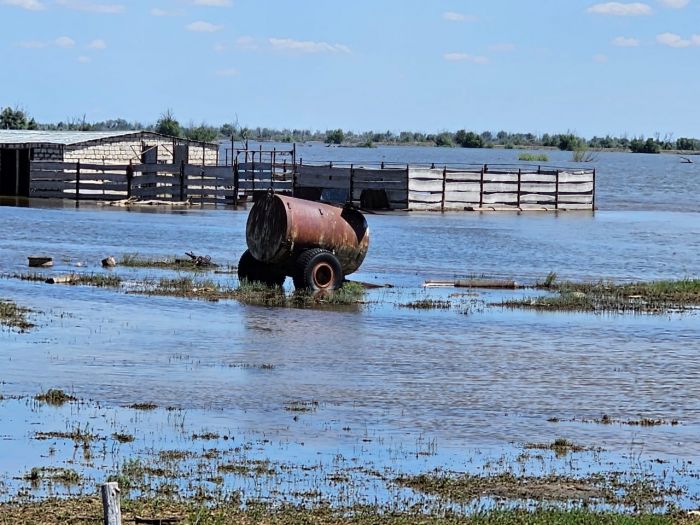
[0,130,145,145]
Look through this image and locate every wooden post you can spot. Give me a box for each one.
[200,169,205,207]
[233,158,239,206]
[592,168,596,211]
[126,161,133,199]
[179,160,185,202]
[517,168,522,208]
[349,164,354,205]
[555,169,560,210]
[251,151,256,193]
[101,482,122,525]
[75,160,81,207]
[479,165,485,208]
[441,166,447,212]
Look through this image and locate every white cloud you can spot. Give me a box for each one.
[16,40,48,48]
[56,0,124,13]
[186,20,223,32]
[442,11,477,22]
[1,0,46,10]
[658,0,689,7]
[587,2,653,15]
[194,0,231,6]
[55,36,76,48]
[593,54,609,62]
[489,42,516,52]
[151,7,184,16]
[87,38,106,49]
[269,38,350,54]
[77,55,91,63]
[613,36,641,46]
[236,36,258,50]
[444,52,489,64]
[216,68,239,76]
[16,35,81,48]
[656,32,700,47]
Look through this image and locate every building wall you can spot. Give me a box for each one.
[63,135,218,165]
[32,144,64,161]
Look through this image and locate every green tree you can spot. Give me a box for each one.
[184,123,219,142]
[434,132,454,147]
[0,106,38,129]
[155,109,182,137]
[455,130,484,148]
[557,133,584,151]
[629,137,661,154]
[325,129,344,145]
[676,137,698,151]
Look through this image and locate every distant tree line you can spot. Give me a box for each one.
[1,106,699,153]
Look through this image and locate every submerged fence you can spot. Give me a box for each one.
[28,159,595,211]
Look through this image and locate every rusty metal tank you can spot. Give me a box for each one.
[246,193,370,276]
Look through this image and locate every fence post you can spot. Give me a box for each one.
[517,168,522,208]
[126,161,133,199]
[233,158,239,206]
[75,160,81,207]
[479,165,485,208]
[441,166,447,212]
[179,160,185,202]
[592,168,596,211]
[555,169,560,210]
[101,482,122,525]
[251,151,256,194]
[349,164,354,206]
[200,169,205,206]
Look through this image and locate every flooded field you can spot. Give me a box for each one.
[1,147,700,517]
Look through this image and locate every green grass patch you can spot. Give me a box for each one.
[504,279,700,314]
[0,497,690,525]
[34,389,76,406]
[518,153,549,162]
[0,299,33,331]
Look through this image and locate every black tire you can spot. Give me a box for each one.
[237,250,286,288]
[293,249,344,292]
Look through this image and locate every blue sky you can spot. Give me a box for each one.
[1,0,699,137]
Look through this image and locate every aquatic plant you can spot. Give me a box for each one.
[518,153,549,162]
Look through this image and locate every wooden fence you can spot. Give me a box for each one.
[28,160,595,211]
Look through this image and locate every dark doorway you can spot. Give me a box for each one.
[0,149,31,197]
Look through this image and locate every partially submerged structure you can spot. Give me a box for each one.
[0,130,218,197]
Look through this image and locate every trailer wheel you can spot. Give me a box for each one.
[237,250,286,288]
[293,249,343,292]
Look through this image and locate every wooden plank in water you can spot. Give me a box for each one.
[559,182,594,193]
[352,169,406,183]
[520,174,556,183]
[296,174,350,189]
[30,170,76,181]
[520,182,556,193]
[557,194,593,204]
[446,171,482,182]
[30,161,77,171]
[133,163,180,174]
[408,191,443,203]
[520,193,556,203]
[79,163,131,171]
[408,167,444,180]
[482,173,518,183]
[483,182,518,193]
[445,181,480,193]
[559,172,594,183]
[444,191,480,204]
[482,192,519,204]
[30,190,67,198]
[354,180,406,191]
[408,201,442,211]
[409,179,443,192]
